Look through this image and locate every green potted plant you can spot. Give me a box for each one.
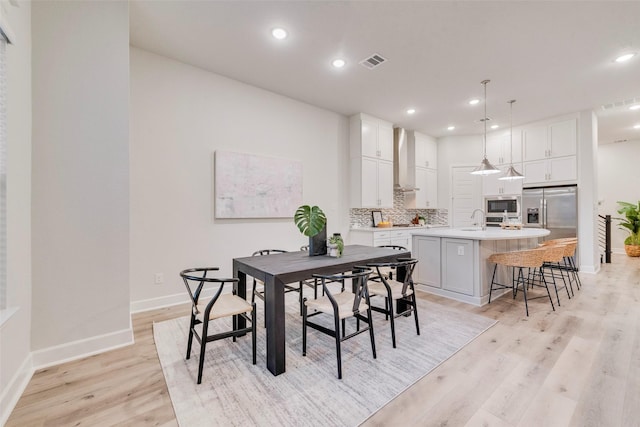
[616,200,640,257]
[294,205,327,256]
[328,233,344,258]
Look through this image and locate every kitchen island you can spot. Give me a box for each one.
[411,227,550,306]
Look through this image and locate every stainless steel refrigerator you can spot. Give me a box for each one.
[522,185,578,241]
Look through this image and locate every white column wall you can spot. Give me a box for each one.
[31,1,131,351]
[598,139,640,254]
[129,48,350,306]
[0,0,32,419]
[577,110,599,273]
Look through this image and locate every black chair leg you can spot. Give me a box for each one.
[488,264,498,303]
[542,273,555,312]
[197,322,208,384]
[519,268,529,317]
[186,315,195,359]
[389,296,397,349]
[334,314,343,379]
[302,300,307,356]
[367,308,377,359]
[412,295,420,336]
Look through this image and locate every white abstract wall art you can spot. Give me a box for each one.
[214,150,303,219]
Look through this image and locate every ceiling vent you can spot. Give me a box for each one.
[601,97,640,110]
[359,53,387,70]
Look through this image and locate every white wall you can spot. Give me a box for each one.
[31,1,131,353]
[598,139,640,254]
[577,110,599,273]
[129,48,350,307]
[0,0,32,421]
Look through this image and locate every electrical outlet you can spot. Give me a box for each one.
[457,246,465,256]
[154,273,164,284]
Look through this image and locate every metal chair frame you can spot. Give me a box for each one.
[302,268,376,379]
[181,267,256,384]
[367,258,420,348]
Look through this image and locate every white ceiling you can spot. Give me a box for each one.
[129,1,640,144]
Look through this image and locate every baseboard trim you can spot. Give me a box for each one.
[130,292,191,313]
[0,354,34,426]
[31,327,134,371]
[130,288,216,314]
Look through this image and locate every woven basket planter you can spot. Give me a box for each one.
[625,244,640,257]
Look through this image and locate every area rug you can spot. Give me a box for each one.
[154,293,496,427]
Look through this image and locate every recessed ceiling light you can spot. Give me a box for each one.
[634,124,640,129]
[469,99,480,105]
[491,124,499,129]
[615,53,636,63]
[630,104,640,110]
[406,108,416,115]
[332,59,346,68]
[271,28,287,40]
[447,126,455,131]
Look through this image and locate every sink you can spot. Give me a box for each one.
[460,227,484,231]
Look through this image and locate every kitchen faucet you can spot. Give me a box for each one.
[470,209,486,230]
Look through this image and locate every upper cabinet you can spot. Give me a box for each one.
[406,131,438,209]
[523,118,576,162]
[482,165,523,196]
[350,114,394,208]
[351,114,394,162]
[522,117,577,186]
[486,130,522,165]
[414,132,437,169]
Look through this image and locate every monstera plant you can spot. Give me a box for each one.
[294,205,327,256]
[616,200,640,257]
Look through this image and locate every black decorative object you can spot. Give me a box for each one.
[308,226,327,256]
[294,205,328,257]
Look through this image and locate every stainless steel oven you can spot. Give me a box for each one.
[485,196,520,226]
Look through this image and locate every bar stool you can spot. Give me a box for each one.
[529,243,570,306]
[540,239,581,294]
[488,247,555,316]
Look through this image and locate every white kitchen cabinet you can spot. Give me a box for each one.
[350,113,395,208]
[482,165,523,196]
[405,131,438,209]
[548,119,577,158]
[412,236,440,287]
[352,156,394,208]
[522,124,547,162]
[441,238,475,296]
[350,113,394,162]
[523,156,577,185]
[410,167,438,209]
[523,118,576,162]
[414,132,437,169]
[486,130,522,165]
[350,229,411,251]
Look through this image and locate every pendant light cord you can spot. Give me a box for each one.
[509,99,515,165]
[482,80,489,158]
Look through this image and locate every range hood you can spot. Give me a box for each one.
[393,127,420,192]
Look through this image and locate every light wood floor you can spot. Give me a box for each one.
[6,256,639,426]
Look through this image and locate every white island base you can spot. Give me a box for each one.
[411,227,550,306]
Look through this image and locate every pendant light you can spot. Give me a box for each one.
[470,80,500,175]
[499,99,525,180]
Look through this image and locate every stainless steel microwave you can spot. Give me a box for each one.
[485,196,520,215]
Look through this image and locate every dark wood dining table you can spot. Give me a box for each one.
[232,244,411,376]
